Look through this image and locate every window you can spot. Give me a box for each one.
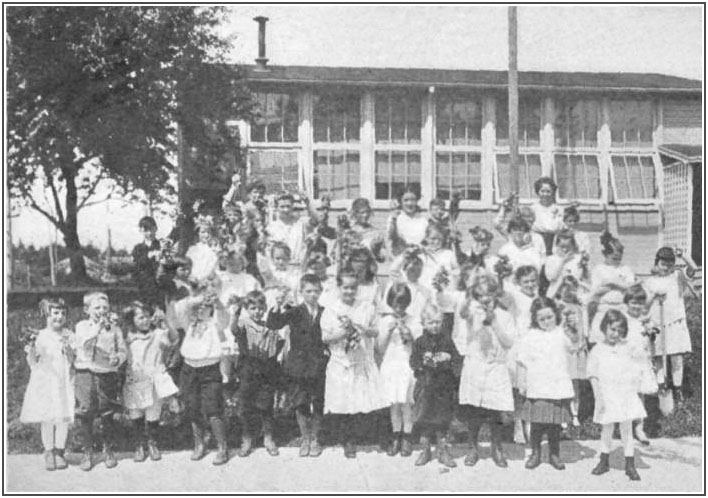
[553,154,601,200]
[496,97,542,147]
[313,93,360,143]
[251,92,299,143]
[495,153,543,199]
[610,100,654,148]
[435,152,482,200]
[249,150,299,194]
[375,151,421,200]
[610,155,657,200]
[436,97,482,146]
[554,100,599,148]
[375,94,422,144]
[313,150,360,200]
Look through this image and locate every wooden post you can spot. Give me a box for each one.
[508,6,520,195]
[7,207,13,290]
[48,243,56,286]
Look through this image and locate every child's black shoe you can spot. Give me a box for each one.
[591,452,610,475]
[400,434,413,457]
[415,438,432,466]
[53,449,68,470]
[464,446,479,467]
[134,444,147,463]
[79,449,93,471]
[147,440,161,461]
[549,454,566,470]
[103,445,118,469]
[625,456,640,481]
[525,452,541,469]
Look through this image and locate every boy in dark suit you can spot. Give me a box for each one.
[132,216,163,309]
[266,273,328,457]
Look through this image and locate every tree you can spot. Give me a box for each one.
[7,6,253,282]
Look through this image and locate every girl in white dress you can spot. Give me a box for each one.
[348,198,386,263]
[343,246,382,308]
[454,275,516,468]
[644,247,693,404]
[623,285,658,445]
[588,309,645,481]
[122,301,179,463]
[587,232,635,346]
[185,218,219,284]
[321,271,386,458]
[516,297,576,471]
[377,283,423,458]
[382,252,432,319]
[386,188,428,257]
[20,298,75,471]
[530,177,565,255]
[559,205,591,256]
[503,265,539,444]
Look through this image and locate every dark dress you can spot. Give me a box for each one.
[410,330,462,431]
[132,240,163,309]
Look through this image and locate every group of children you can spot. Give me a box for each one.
[20,175,696,482]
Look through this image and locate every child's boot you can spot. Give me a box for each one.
[437,436,457,468]
[190,422,207,461]
[400,432,413,457]
[525,426,542,470]
[44,450,56,471]
[490,423,508,468]
[79,447,93,472]
[102,443,118,469]
[133,417,147,462]
[464,421,481,467]
[548,429,565,470]
[591,452,610,475]
[625,456,640,481]
[263,417,279,457]
[387,432,401,456]
[146,421,161,461]
[209,417,229,466]
[53,449,68,470]
[295,410,310,457]
[415,436,432,466]
[309,415,323,458]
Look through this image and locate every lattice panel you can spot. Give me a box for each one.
[661,162,692,251]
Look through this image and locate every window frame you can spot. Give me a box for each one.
[551,152,603,204]
[492,151,546,202]
[370,90,425,207]
[311,90,364,205]
[608,152,661,205]
[249,91,301,145]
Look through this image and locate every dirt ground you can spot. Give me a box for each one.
[5,437,703,493]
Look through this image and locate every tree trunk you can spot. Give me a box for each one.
[62,165,89,283]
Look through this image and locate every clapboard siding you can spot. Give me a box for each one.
[663,98,703,145]
[363,206,660,277]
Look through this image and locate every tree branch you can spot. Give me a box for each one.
[27,196,64,233]
[77,171,105,210]
[46,172,66,225]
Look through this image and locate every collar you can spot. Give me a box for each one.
[127,330,154,343]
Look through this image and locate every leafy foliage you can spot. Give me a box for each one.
[7,6,253,278]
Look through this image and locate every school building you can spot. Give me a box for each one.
[183,59,702,276]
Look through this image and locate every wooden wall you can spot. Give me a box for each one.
[662,98,702,145]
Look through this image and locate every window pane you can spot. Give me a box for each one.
[497,97,541,146]
[496,153,540,199]
[554,154,600,200]
[375,94,421,144]
[249,150,299,194]
[313,150,360,200]
[611,155,631,199]
[436,97,482,146]
[640,156,657,198]
[313,93,361,143]
[375,151,421,200]
[251,93,299,143]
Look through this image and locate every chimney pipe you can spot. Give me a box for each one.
[254,16,269,71]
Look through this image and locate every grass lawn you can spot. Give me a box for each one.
[5,297,703,454]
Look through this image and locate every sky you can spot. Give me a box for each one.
[9,4,704,251]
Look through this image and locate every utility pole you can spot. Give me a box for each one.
[508,6,520,195]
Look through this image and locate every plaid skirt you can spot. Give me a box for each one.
[520,398,572,425]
